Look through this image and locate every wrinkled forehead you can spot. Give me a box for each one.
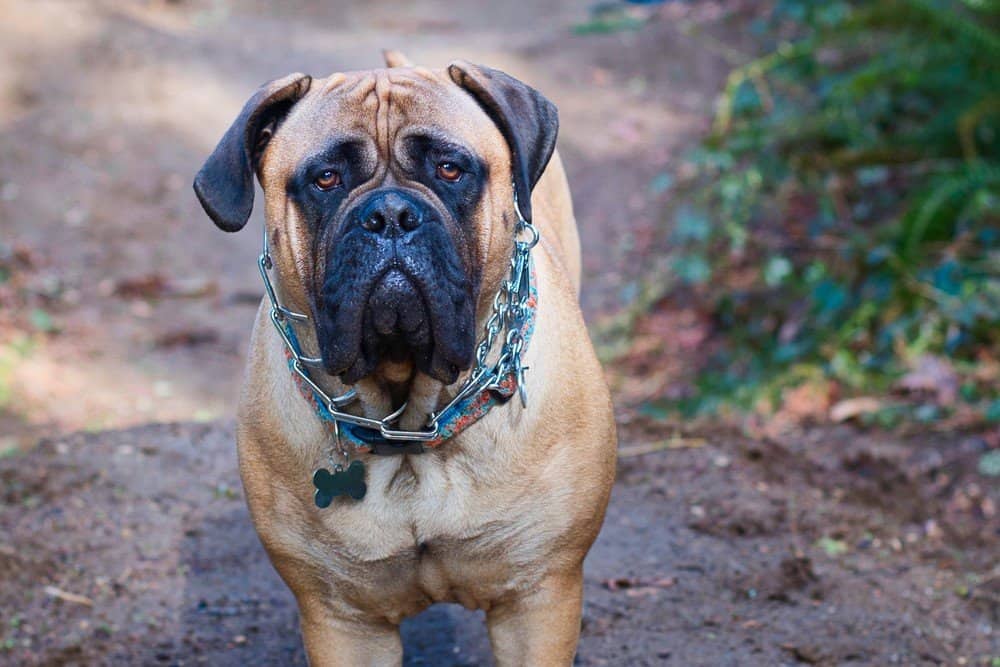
[266,67,508,174]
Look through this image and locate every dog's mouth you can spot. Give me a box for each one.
[314,245,476,386]
[363,269,432,361]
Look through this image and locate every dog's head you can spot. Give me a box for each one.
[194,57,557,387]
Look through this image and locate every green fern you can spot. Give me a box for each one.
[668,0,1000,417]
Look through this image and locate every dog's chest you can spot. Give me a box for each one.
[320,454,550,613]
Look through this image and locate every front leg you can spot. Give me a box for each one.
[486,569,584,666]
[298,597,403,667]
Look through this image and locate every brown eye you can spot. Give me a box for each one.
[314,170,342,190]
[436,162,462,182]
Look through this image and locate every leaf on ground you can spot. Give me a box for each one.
[113,275,217,300]
[829,397,882,422]
[778,380,835,423]
[673,205,712,243]
[816,537,848,557]
[29,308,56,333]
[763,256,793,286]
[43,585,93,606]
[0,437,19,459]
[984,399,1000,423]
[154,328,220,348]
[113,273,167,299]
[978,450,1000,478]
[896,354,959,405]
[603,576,676,591]
[672,254,712,285]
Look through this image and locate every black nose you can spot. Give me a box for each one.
[358,190,423,235]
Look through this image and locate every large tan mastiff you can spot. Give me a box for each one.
[193,51,616,665]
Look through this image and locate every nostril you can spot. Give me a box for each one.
[362,211,385,233]
[398,208,420,231]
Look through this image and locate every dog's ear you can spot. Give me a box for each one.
[447,61,558,224]
[193,73,312,232]
[382,49,414,68]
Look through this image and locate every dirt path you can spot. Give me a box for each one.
[2,422,996,665]
[1,1,998,665]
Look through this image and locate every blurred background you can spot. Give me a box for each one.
[1,0,997,664]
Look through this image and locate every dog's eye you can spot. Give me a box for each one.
[435,162,462,183]
[314,170,342,191]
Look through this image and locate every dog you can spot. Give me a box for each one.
[193,50,616,665]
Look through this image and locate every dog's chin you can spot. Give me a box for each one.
[317,269,475,386]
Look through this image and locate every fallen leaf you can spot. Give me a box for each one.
[113,273,167,299]
[829,397,882,422]
[778,379,836,423]
[978,450,1000,477]
[816,537,848,557]
[29,308,57,333]
[43,585,94,606]
[114,275,217,300]
[781,643,822,664]
[896,354,959,405]
[164,277,218,299]
[625,587,660,598]
[154,328,220,348]
[603,576,676,591]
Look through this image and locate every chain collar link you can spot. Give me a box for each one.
[258,190,538,443]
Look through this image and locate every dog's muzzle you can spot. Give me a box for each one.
[367,270,430,345]
[315,188,476,385]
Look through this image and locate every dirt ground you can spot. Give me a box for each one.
[1,1,998,665]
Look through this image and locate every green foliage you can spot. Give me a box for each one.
[672,0,999,416]
[573,3,650,35]
[28,309,56,334]
[980,449,1000,476]
[817,536,849,557]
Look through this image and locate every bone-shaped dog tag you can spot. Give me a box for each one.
[312,460,367,507]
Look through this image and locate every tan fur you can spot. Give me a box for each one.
[235,64,615,666]
[382,49,414,68]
